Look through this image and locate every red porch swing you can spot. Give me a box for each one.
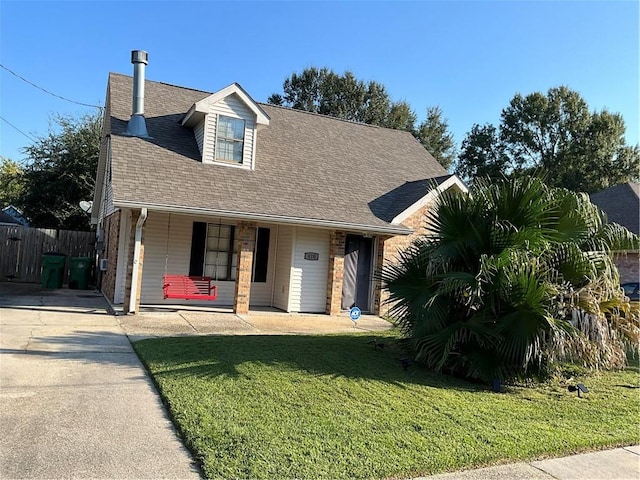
[161,214,218,301]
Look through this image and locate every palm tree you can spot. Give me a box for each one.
[382,176,638,383]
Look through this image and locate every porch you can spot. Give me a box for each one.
[105,210,388,316]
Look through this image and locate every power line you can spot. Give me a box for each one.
[0,63,102,109]
[0,115,36,143]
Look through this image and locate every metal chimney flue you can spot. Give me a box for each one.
[125,50,150,138]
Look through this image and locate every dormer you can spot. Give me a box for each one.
[182,83,270,170]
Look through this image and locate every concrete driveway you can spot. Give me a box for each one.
[0,283,201,479]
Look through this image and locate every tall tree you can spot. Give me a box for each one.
[456,124,509,183]
[456,86,639,192]
[414,106,457,170]
[0,156,25,207]
[268,67,418,130]
[17,112,102,230]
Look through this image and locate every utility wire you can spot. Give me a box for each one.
[0,115,37,143]
[1,63,102,109]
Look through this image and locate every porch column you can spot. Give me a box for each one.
[372,235,391,316]
[123,210,146,314]
[233,222,256,314]
[326,230,346,316]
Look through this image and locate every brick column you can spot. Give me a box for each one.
[233,222,256,314]
[326,230,346,316]
[101,210,120,302]
[372,235,391,316]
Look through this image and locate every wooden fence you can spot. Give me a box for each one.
[0,225,96,284]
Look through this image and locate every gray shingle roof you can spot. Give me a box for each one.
[0,210,20,225]
[106,73,449,233]
[590,182,640,235]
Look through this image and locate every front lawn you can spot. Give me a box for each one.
[134,332,639,479]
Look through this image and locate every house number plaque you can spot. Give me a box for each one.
[304,252,319,261]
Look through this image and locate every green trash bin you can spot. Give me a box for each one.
[41,253,66,289]
[69,257,92,290]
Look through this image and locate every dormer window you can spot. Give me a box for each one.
[216,115,245,163]
[182,83,270,170]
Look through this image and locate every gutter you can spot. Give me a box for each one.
[128,207,148,314]
[114,200,412,236]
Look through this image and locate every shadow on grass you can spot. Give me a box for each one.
[134,334,488,393]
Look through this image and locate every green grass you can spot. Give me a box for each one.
[134,332,639,479]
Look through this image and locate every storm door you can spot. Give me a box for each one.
[341,235,373,311]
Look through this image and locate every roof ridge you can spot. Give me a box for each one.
[109,72,418,136]
[258,102,390,130]
[259,102,424,138]
[109,72,213,95]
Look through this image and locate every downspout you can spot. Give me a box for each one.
[129,208,148,314]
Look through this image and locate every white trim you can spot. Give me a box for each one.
[391,175,468,225]
[182,83,270,128]
[129,208,148,314]
[251,123,258,171]
[114,200,413,236]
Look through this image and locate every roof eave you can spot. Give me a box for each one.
[391,174,468,225]
[114,200,412,236]
[182,83,271,128]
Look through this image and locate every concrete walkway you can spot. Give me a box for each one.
[420,445,640,479]
[119,306,393,342]
[1,283,637,479]
[0,283,200,479]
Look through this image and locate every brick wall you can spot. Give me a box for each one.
[377,198,438,317]
[326,230,346,315]
[101,210,120,303]
[234,222,256,314]
[615,252,639,284]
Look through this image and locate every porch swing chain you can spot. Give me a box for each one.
[164,213,171,276]
[213,220,221,283]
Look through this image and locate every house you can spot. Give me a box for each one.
[1,206,29,227]
[590,181,639,284]
[590,182,640,284]
[91,51,466,315]
[0,210,22,226]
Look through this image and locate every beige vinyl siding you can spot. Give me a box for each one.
[194,119,205,155]
[289,228,330,313]
[203,94,256,169]
[139,212,235,305]
[101,139,115,219]
[137,213,276,306]
[273,225,294,311]
[104,183,115,217]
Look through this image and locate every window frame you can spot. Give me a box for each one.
[203,223,237,281]
[215,114,246,164]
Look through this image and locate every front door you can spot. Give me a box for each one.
[341,235,372,311]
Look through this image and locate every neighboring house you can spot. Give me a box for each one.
[0,210,22,226]
[1,206,29,227]
[92,51,466,315]
[590,182,640,283]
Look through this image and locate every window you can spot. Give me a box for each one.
[216,115,245,163]
[189,223,270,283]
[204,224,237,281]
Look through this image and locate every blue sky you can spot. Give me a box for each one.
[1,1,638,164]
